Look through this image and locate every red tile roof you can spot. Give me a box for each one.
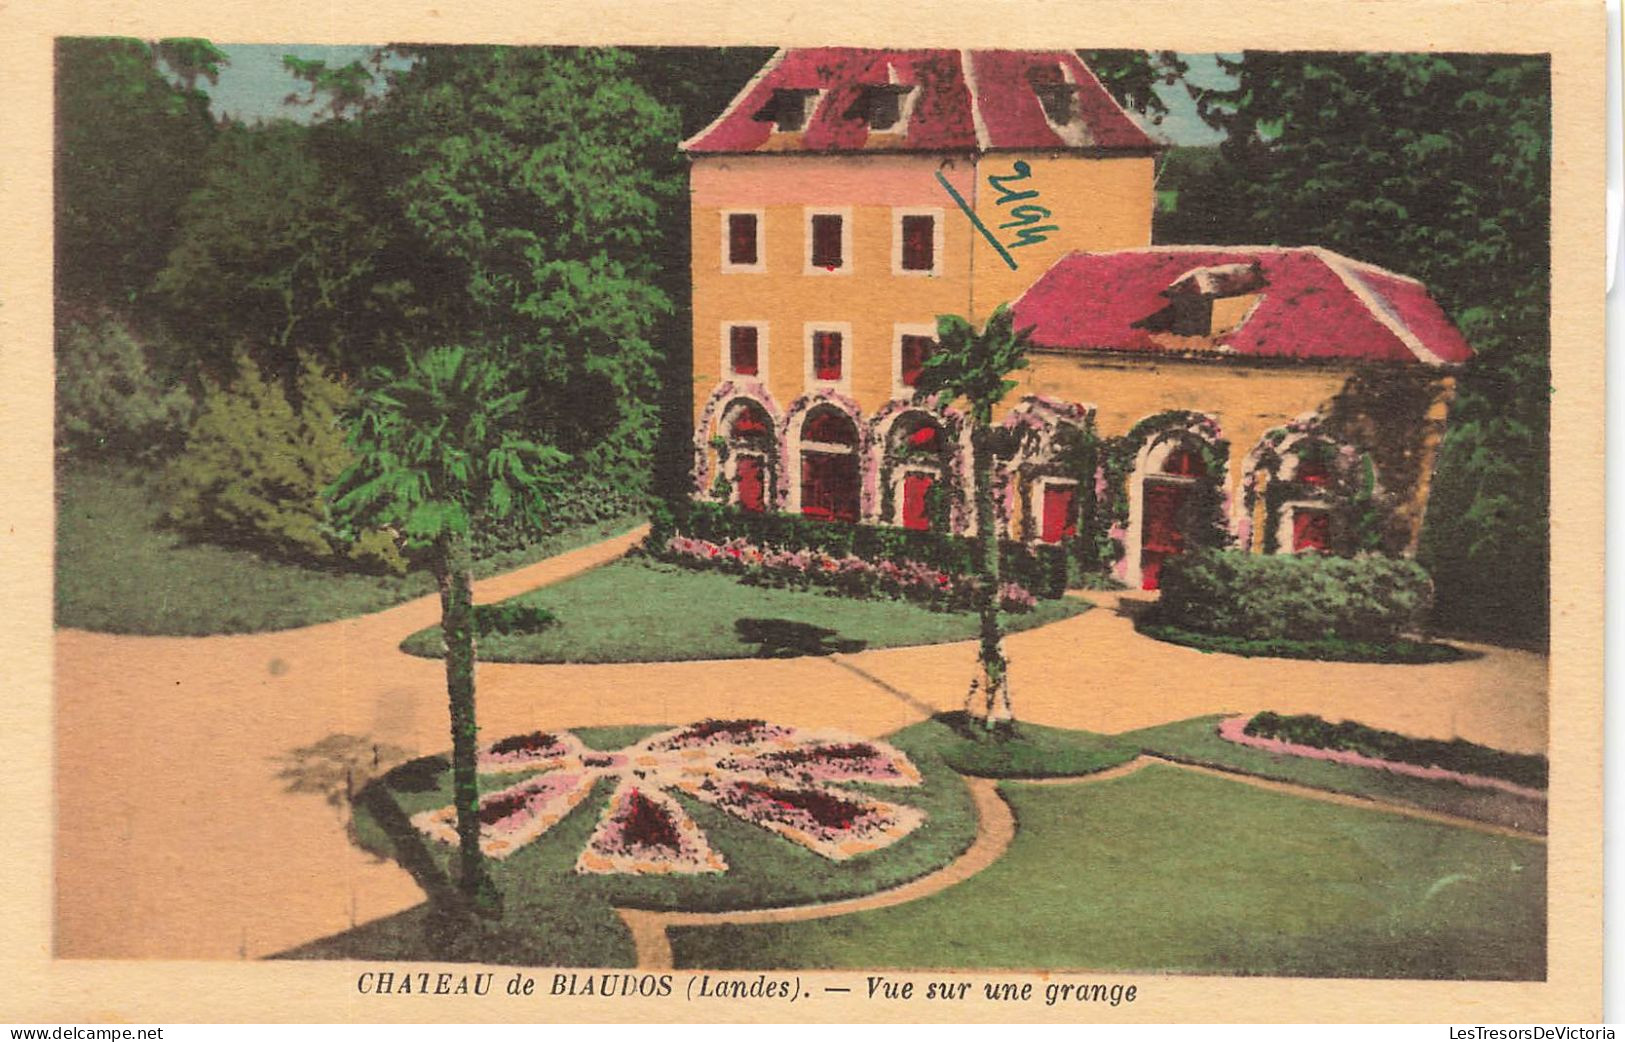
[1011,247,1473,366]
[682,48,1160,155]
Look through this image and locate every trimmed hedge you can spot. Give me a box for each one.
[473,602,557,636]
[652,500,1070,600]
[1243,711,1547,790]
[1157,549,1432,643]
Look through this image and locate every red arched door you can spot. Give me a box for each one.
[800,409,860,523]
[1140,443,1207,590]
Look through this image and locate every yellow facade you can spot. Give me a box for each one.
[690,152,1154,426]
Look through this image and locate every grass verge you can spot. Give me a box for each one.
[1124,715,1545,834]
[668,763,1545,978]
[903,712,1139,778]
[1136,619,1467,664]
[400,558,1089,663]
[55,461,641,635]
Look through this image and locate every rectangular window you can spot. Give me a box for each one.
[811,213,844,270]
[899,334,935,387]
[901,214,935,272]
[813,330,843,381]
[735,455,766,513]
[728,325,759,376]
[727,213,759,267]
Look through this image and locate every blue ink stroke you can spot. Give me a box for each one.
[935,171,1019,272]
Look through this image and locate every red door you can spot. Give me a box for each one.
[1140,481,1190,590]
[735,455,765,513]
[1292,507,1331,552]
[901,473,934,531]
[1041,485,1077,544]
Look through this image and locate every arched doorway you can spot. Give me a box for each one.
[722,400,775,512]
[799,407,860,522]
[1138,439,1214,590]
[884,412,949,532]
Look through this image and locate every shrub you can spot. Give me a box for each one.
[1242,711,1547,789]
[55,313,193,463]
[1157,548,1432,642]
[162,352,405,573]
[474,602,557,635]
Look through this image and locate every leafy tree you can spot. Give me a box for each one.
[1079,50,1190,126]
[153,121,397,382]
[1160,52,1551,644]
[329,345,563,914]
[915,304,1035,727]
[163,352,402,571]
[369,46,683,494]
[55,37,224,311]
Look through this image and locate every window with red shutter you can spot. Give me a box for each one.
[900,334,934,387]
[728,325,759,376]
[810,214,844,270]
[727,213,758,267]
[813,330,843,381]
[901,214,935,272]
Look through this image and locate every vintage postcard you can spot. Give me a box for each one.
[0,0,1605,1025]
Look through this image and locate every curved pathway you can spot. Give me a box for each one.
[54,534,1548,960]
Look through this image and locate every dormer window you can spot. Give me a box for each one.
[1134,262,1270,338]
[754,89,820,132]
[843,85,914,133]
[1027,65,1077,126]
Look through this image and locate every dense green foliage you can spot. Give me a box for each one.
[1135,623,1463,664]
[1159,53,1551,644]
[162,353,403,571]
[55,312,193,463]
[1243,711,1548,789]
[1155,548,1433,643]
[55,37,223,311]
[398,558,1086,664]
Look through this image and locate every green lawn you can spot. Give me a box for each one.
[55,461,641,635]
[281,721,981,966]
[399,558,1090,663]
[668,763,1546,979]
[1125,715,1546,835]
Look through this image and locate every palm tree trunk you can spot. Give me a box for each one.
[970,430,1013,728]
[436,532,500,915]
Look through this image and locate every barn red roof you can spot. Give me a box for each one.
[682,48,1159,155]
[1011,246,1473,366]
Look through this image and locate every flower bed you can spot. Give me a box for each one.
[411,719,927,874]
[1218,714,1546,798]
[577,783,727,875]
[660,534,1039,614]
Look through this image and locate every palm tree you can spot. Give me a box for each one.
[914,304,1035,729]
[328,344,562,915]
